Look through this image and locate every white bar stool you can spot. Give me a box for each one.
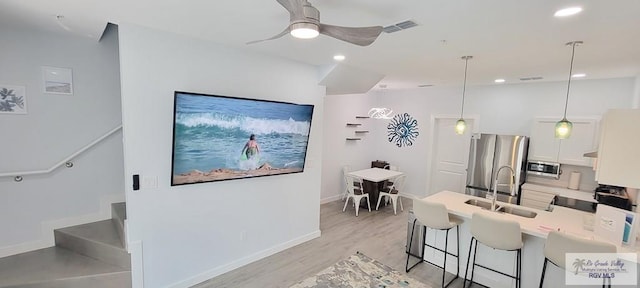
[406,199,461,288]
[464,211,523,288]
[539,230,617,288]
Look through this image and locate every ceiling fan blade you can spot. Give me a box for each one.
[319,24,383,46]
[276,0,304,18]
[246,26,290,45]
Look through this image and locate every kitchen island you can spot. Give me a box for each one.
[420,191,639,288]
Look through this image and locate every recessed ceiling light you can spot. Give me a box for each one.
[572,73,586,78]
[333,55,345,61]
[494,79,506,83]
[554,7,583,17]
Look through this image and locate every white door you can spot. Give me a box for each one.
[429,117,474,195]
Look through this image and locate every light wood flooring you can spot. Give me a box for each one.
[192,198,483,288]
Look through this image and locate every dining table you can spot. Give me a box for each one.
[347,168,404,208]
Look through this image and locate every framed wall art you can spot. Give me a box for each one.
[0,84,27,114]
[42,66,73,95]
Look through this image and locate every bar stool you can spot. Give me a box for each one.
[406,199,461,288]
[539,230,617,288]
[464,211,523,288]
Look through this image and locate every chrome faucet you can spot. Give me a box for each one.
[491,165,515,212]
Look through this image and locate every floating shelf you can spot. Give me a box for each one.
[346,123,362,126]
[346,138,362,141]
[355,130,369,133]
[355,116,370,119]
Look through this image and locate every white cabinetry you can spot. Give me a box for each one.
[596,109,640,188]
[529,118,598,166]
[521,188,555,211]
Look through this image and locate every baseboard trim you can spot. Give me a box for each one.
[0,193,125,258]
[128,240,144,288]
[320,194,341,204]
[168,230,322,288]
[322,193,414,205]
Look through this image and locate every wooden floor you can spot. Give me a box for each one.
[192,198,483,288]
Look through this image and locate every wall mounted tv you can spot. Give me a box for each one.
[171,91,314,186]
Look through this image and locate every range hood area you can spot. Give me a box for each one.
[583,151,598,158]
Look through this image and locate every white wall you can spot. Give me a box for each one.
[0,25,124,256]
[371,87,463,198]
[320,78,636,201]
[117,24,324,288]
[634,75,640,108]
[321,94,377,202]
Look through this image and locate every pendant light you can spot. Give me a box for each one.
[555,41,582,139]
[456,56,472,135]
[368,84,393,119]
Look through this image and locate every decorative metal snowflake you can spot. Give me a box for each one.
[387,113,419,147]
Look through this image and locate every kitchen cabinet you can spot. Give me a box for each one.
[521,188,555,211]
[529,118,598,166]
[595,109,640,188]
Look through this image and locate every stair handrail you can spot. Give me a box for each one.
[0,125,123,180]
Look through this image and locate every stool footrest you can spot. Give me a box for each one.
[425,242,459,258]
[473,263,518,280]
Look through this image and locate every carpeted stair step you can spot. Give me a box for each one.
[111,202,126,248]
[54,220,130,269]
[0,247,130,288]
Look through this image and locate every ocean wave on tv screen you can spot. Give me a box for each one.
[176,113,310,136]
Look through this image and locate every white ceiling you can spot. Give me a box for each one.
[2,0,640,90]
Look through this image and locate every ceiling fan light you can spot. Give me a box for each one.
[455,119,467,135]
[290,23,319,39]
[555,118,573,139]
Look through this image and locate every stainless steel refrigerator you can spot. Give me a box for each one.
[465,133,529,204]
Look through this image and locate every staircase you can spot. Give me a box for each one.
[0,203,131,288]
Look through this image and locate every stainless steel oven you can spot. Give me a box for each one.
[526,161,561,179]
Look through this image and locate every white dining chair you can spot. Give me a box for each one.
[376,174,405,215]
[342,174,370,217]
[381,164,398,189]
[341,165,361,200]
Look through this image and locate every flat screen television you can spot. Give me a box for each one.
[171,91,314,186]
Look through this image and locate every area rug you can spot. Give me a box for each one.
[289,251,431,288]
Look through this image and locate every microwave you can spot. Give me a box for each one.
[526,161,561,179]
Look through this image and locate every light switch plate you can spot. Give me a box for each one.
[142,176,158,189]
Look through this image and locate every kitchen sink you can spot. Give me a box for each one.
[464,199,494,210]
[496,206,537,218]
[464,199,537,218]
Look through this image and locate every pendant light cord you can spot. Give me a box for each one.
[563,42,577,119]
[460,56,469,118]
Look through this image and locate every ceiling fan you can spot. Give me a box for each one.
[247,0,383,46]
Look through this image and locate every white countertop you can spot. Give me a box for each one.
[424,191,640,254]
[523,182,598,203]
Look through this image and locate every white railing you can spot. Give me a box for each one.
[0,125,123,181]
